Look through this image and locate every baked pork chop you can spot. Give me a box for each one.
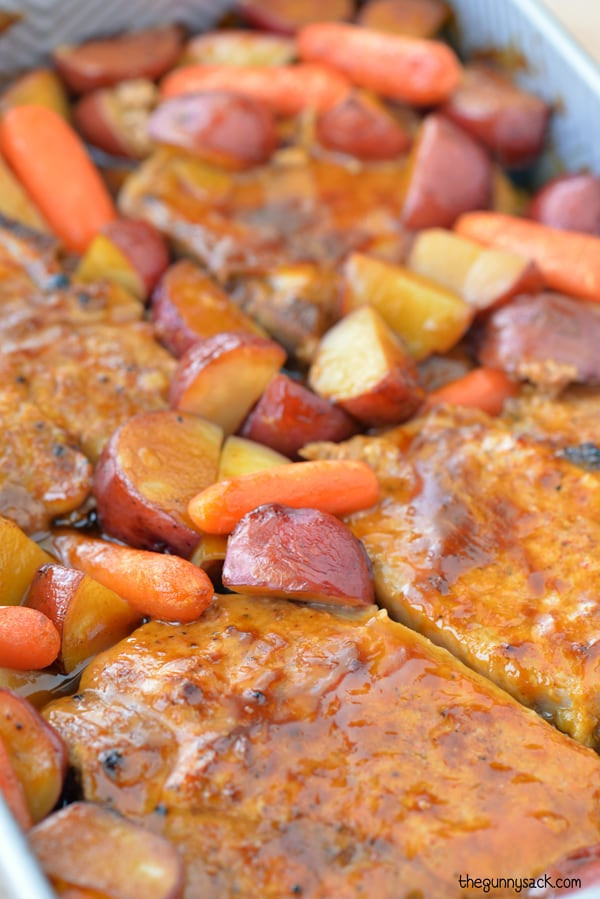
[305,407,600,748]
[46,595,600,899]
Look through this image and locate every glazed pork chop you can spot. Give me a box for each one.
[305,407,600,748]
[45,594,600,899]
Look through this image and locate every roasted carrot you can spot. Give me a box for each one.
[297,22,461,106]
[0,606,60,670]
[0,737,32,831]
[161,63,350,116]
[53,534,214,623]
[455,212,600,303]
[0,105,116,254]
[425,368,518,416]
[188,459,380,534]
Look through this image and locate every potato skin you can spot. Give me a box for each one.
[53,24,184,93]
[101,219,169,296]
[316,91,411,160]
[402,114,492,229]
[223,503,374,606]
[529,174,600,235]
[237,0,353,35]
[241,373,357,458]
[148,91,278,169]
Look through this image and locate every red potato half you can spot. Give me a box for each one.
[237,0,353,35]
[223,503,374,606]
[101,219,169,297]
[29,802,184,899]
[73,79,157,159]
[308,305,423,426]
[218,435,289,480]
[357,0,449,37]
[53,24,185,93]
[441,64,550,168]
[148,92,278,170]
[242,373,357,458]
[170,331,286,435]
[316,90,411,160]
[152,260,264,357]
[402,114,493,229]
[0,688,66,823]
[26,564,141,674]
[529,173,600,235]
[408,228,542,311]
[185,30,297,67]
[94,410,223,557]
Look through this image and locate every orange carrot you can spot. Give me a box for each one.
[0,606,60,670]
[425,368,518,416]
[188,459,379,534]
[161,63,350,116]
[455,212,600,303]
[0,105,116,254]
[297,22,461,106]
[0,737,32,831]
[53,534,214,623]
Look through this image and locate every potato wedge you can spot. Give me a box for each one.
[94,410,223,557]
[308,305,423,426]
[26,564,141,674]
[1,68,70,119]
[316,90,411,160]
[0,688,66,823]
[342,253,472,360]
[408,228,542,311]
[170,332,286,434]
[102,219,169,298]
[29,802,184,899]
[152,260,264,356]
[186,30,296,67]
[74,234,145,300]
[218,435,289,480]
[0,516,53,606]
[0,155,47,231]
[237,0,353,35]
[189,534,229,580]
[241,373,357,457]
[402,114,492,229]
[223,503,374,606]
[357,0,449,38]
[73,78,157,159]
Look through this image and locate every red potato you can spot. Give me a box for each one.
[0,515,53,607]
[308,305,423,426]
[242,373,357,457]
[53,24,185,94]
[237,0,353,35]
[161,63,350,117]
[316,90,411,160]
[219,435,289,480]
[476,292,600,389]
[223,503,374,606]
[0,689,66,823]
[94,410,223,557]
[0,68,70,119]
[408,228,542,310]
[297,22,461,106]
[529,173,600,235]
[29,802,184,899]
[441,64,550,168]
[26,564,141,674]
[148,91,278,170]
[73,78,157,159]
[170,332,286,435]
[101,219,169,297]
[402,114,493,229]
[185,30,297,66]
[0,737,32,831]
[152,260,264,357]
[189,533,229,580]
[357,0,449,37]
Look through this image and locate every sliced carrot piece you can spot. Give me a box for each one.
[0,105,116,253]
[0,737,32,831]
[188,459,379,534]
[0,606,60,670]
[455,212,600,303]
[53,534,214,623]
[425,367,518,416]
[297,22,461,106]
[161,62,350,116]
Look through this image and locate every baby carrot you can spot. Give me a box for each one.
[0,105,116,254]
[297,22,461,106]
[455,212,600,303]
[425,368,518,416]
[161,63,350,116]
[0,607,60,670]
[53,534,214,623]
[188,459,379,534]
[0,738,32,831]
